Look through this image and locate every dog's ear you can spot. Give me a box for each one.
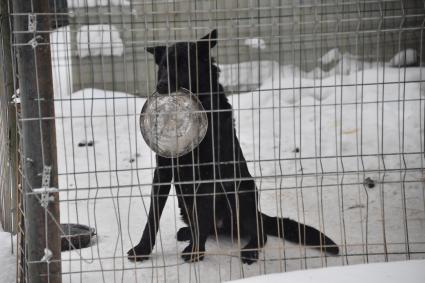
[197,29,217,53]
[146,46,166,64]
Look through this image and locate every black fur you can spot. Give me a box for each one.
[128,30,339,264]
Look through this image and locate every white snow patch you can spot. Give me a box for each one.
[244,38,266,49]
[219,53,375,92]
[76,24,124,58]
[324,52,366,76]
[68,0,129,8]
[319,48,342,65]
[219,61,280,91]
[51,26,73,97]
[0,227,16,283]
[316,49,371,76]
[389,49,418,67]
[228,260,425,283]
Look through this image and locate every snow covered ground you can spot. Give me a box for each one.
[228,259,425,283]
[0,227,16,283]
[52,53,425,282]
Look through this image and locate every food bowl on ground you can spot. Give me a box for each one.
[60,223,96,251]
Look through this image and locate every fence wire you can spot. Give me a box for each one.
[1,0,425,282]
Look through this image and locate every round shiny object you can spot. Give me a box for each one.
[140,89,208,158]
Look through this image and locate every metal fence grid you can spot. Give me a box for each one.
[0,0,424,282]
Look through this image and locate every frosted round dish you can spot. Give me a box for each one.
[140,89,208,158]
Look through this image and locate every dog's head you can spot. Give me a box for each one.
[146,30,218,94]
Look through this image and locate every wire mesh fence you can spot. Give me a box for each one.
[0,0,424,282]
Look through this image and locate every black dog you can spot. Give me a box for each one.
[128,30,339,264]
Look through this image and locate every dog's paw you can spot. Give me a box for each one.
[127,245,151,262]
[176,227,192,242]
[181,244,205,262]
[240,249,258,265]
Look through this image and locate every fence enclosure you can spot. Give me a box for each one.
[0,0,424,282]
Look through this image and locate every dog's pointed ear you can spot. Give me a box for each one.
[197,29,217,53]
[146,46,166,64]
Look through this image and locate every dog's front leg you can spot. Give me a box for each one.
[128,157,172,261]
[181,192,214,262]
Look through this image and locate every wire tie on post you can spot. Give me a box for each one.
[40,248,52,262]
[28,14,37,32]
[11,94,21,104]
[27,35,42,49]
[39,192,54,208]
[41,165,51,187]
[35,165,56,208]
[10,88,20,104]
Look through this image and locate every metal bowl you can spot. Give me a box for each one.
[140,89,208,158]
[60,223,96,251]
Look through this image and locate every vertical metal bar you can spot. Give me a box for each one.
[12,0,61,282]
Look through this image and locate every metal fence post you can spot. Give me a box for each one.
[12,0,62,282]
[0,0,17,234]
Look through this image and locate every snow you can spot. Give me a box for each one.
[319,48,419,70]
[244,38,266,50]
[51,26,73,96]
[0,227,16,283]
[228,260,425,283]
[68,0,130,8]
[316,48,374,76]
[389,49,418,67]
[219,56,374,93]
[76,25,124,58]
[319,48,342,65]
[219,61,280,92]
[52,58,425,282]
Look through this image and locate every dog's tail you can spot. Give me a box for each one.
[262,213,339,255]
